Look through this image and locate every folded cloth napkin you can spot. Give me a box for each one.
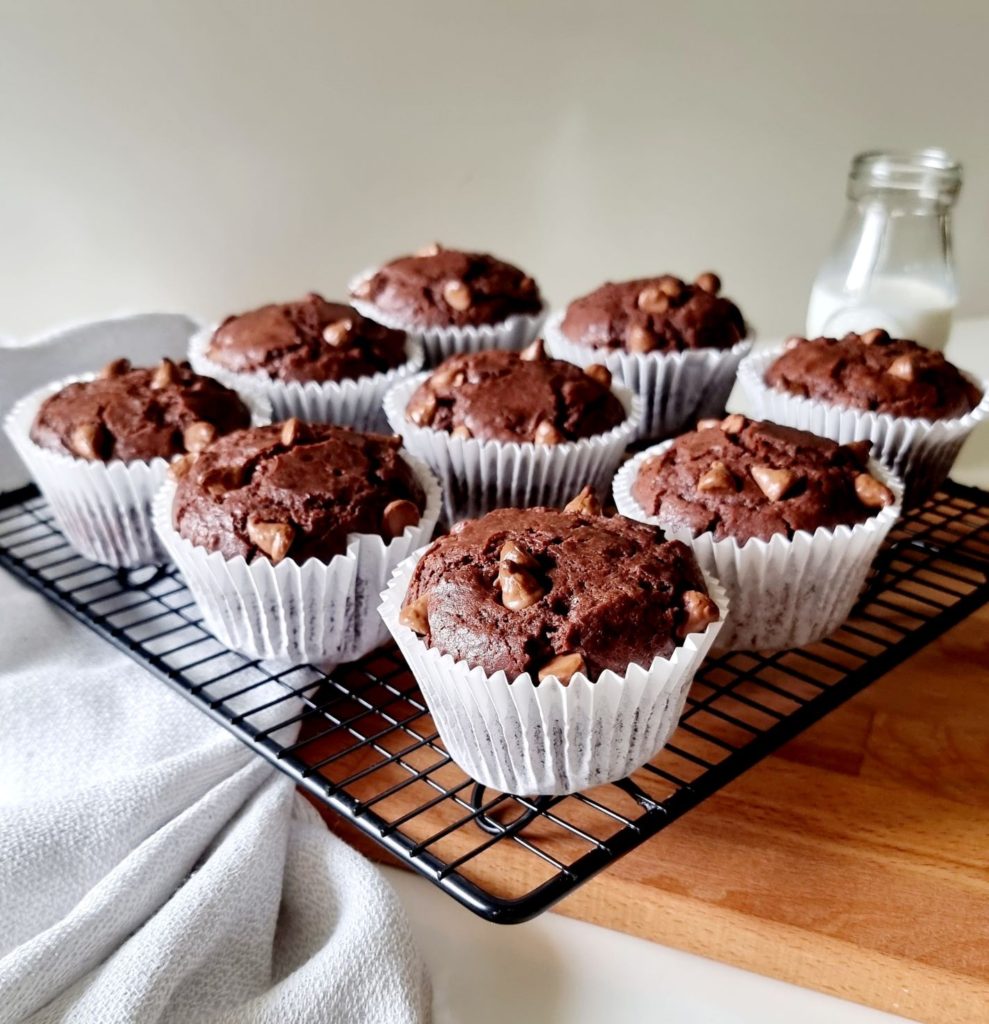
[0,317,431,1022]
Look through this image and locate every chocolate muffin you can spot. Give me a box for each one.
[632,415,895,545]
[351,244,542,329]
[404,340,626,443]
[172,421,426,563]
[399,490,719,682]
[206,293,407,384]
[560,273,747,354]
[30,358,252,463]
[765,330,981,420]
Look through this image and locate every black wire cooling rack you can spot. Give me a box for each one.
[2,481,988,923]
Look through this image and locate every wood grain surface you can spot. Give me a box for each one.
[313,605,989,1024]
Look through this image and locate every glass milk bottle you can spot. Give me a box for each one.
[806,148,962,351]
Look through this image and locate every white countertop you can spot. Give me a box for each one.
[384,318,989,1024]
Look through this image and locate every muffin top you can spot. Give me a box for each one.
[560,273,747,354]
[404,340,626,443]
[351,244,543,329]
[631,415,895,545]
[30,358,252,463]
[172,421,426,564]
[765,330,981,420]
[207,293,408,384]
[399,491,719,682]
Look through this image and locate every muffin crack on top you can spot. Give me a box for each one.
[351,244,543,329]
[399,490,719,682]
[766,329,982,420]
[171,421,425,564]
[404,341,625,443]
[631,415,895,544]
[560,272,747,354]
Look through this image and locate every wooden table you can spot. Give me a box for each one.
[317,605,989,1023]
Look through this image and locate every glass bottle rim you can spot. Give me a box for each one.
[848,148,962,202]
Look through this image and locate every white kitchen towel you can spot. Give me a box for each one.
[0,554,431,1022]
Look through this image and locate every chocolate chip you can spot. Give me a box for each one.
[151,358,178,390]
[658,276,684,299]
[498,560,545,611]
[585,363,612,388]
[861,328,888,346]
[382,499,421,539]
[887,355,917,382]
[280,418,305,446]
[352,277,373,300]
[407,391,438,427]
[697,460,735,493]
[202,465,244,496]
[694,272,721,295]
[182,420,218,454]
[99,358,131,379]
[750,464,798,501]
[784,335,804,351]
[721,413,746,435]
[696,418,722,431]
[442,279,472,311]
[399,595,429,635]
[636,286,670,315]
[430,364,466,390]
[534,420,564,445]
[246,518,295,564]
[680,590,720,637]
[564,485,602,516]
[415,243,442,257]
[451,424,472,439]
[168,452,198,481]
[519,337,546,361]
[499,540,538,570]
[854,472,894,509]
[322,319,354,347]
[627,325,657,353]
[69,422,108,460]
[841,439,873,465]
[537,651,586,685]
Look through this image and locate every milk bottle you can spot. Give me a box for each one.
[806,149,962,351]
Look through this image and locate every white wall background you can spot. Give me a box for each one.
[2,0,987,341]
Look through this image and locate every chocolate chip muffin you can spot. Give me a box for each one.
[631,415,894,545]
[206,293,408,384]
[404,340,626,444]
[559,273,747,354]
[351,244,543,329]
[399,489,719,682]
[172,421,426,564]
[765,330,981,420]
[30,357,252,463]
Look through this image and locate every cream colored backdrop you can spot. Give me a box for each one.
[2,0,987,340]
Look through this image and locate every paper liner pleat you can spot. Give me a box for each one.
[613,443,903,652]
[383,374,640,522]
[737,347,989,506]
[379,550,727,795]
[188,326,425,433]
[543,310,752,440]
[152,455,441,666]
[4,375,271,568]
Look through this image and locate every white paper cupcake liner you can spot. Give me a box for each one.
[613,442,903,652]
[152,454,441,667]
[4,375,271,568]
[349,267,546,367]
[543,309,753,440]
[738,347,989,507]
[188,326,425,434]
[383,373,640,522]
[380,549,728,795]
